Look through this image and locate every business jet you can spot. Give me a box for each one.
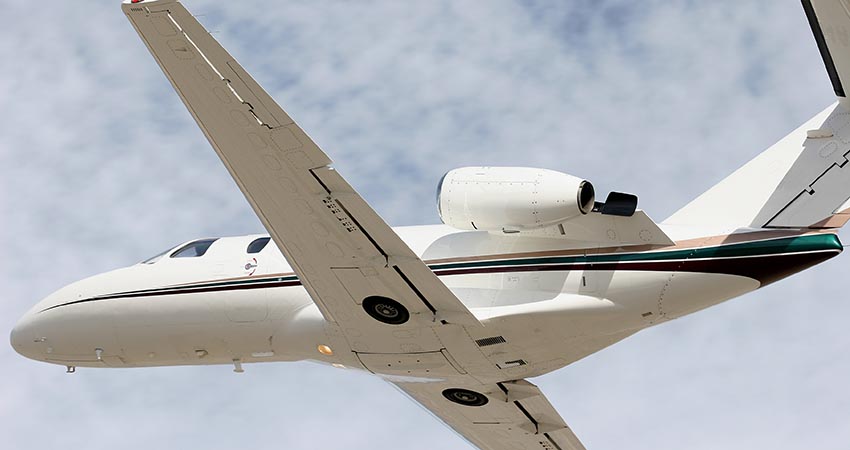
[11,0,850,448]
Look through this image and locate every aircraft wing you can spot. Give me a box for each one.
[393,378,586,450]
[122,0,481,347]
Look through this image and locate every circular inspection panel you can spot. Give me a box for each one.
[361,296,410,325]
[442,388,489,407]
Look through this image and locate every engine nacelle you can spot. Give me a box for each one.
[437,167,595,232]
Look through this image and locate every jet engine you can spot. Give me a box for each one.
[437,167,595,232]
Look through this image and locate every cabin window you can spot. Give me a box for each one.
[247,237,270,254]
[170,238,219,258]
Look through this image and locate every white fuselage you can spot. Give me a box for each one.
[12,223,807,381]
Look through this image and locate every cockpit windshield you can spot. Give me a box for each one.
[140,238,220,264]
[140,248,171,265]
[170,238,219,258]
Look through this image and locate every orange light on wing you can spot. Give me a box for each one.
[317,345,333,356]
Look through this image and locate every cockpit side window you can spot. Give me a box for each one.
[247,237,271,254]
[170,238,219,258]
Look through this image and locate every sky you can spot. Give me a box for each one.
[1,0,849,449]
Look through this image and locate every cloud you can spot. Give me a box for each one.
[2,0,849,449]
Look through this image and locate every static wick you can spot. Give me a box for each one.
[232,358,244,373]
[66,366,76,374]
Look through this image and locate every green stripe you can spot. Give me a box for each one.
[690,233,841,259]
[45,234,841,312]
[155,234,841,291]
[429,234,842,271]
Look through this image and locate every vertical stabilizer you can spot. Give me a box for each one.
[666,1,850,230]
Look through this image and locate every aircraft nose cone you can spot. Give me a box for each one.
[10,314,43,361]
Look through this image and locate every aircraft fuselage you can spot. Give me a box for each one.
[10,225,841,380]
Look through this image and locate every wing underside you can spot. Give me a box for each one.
[122,0,483,360]
[393,379,586,450]
[124,2,589,449]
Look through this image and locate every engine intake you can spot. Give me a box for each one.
[437,167,595,232]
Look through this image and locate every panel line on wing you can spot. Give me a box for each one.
[226,61,291,128]
[163,9,270,128]
[393,265,438,316]
[543,433,566,450]
[514,400,540,433]
[334,197,388,258]
[306,168,388,252]
[164,11,219,80]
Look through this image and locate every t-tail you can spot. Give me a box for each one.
[666,0,850,232]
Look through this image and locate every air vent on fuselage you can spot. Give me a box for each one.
[475,336,506,347]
